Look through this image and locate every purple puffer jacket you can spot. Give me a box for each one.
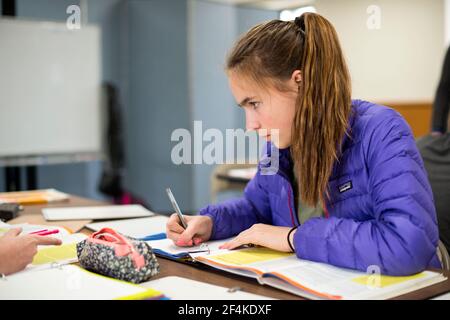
[200,100,441,276]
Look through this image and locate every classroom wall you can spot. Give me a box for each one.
[0,0,288,212]
[3,0,123,200]
[189,0,278,211]
[314,0,446,103]
[124,0,192,212]
[446,0,450,46]
[16,0,79,21]
[6,0,194,212]
[234,5,279,129]
[189,0,238,211]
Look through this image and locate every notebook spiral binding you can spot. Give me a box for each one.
[186,243,211,255]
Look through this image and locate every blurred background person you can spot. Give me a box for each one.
[417,45,450,254]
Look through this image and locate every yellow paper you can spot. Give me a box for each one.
[73,267,164,300]
[0,189,68,204]
[212,248,292,265]
[117,288,165,300]
[352,272,426,288]
[32,243,77,265]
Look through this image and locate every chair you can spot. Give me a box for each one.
[416,134,450,261]
[437,240,450,271]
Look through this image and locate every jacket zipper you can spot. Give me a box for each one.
[286,183,298,227]
[275,168,330,224]
[275,169,299,227]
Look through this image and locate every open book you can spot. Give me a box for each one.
[145,236,447,299]
[186,246,446,300]
[0,264,164,300]
[145,237,228,260]
[145,236,447,300]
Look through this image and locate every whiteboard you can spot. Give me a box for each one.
[0,18,102,158]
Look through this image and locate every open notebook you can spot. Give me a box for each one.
[0,265,164,300]
[188,247,447,300]
[145,237,228,260]
[27,233,87,272]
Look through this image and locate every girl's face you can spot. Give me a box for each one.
[228,70,301,149]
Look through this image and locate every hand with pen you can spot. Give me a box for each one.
[166,214,213,247]
[0,227,62,275]
[165,187,213,247]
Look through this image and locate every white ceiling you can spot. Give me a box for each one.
[204,0,315,11]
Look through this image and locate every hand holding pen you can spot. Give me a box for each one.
[165,188,213,247]
[0,227,62,275]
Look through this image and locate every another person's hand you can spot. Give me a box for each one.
[166,214,213,247]
[219,224,295,253]
[0,228,62,275]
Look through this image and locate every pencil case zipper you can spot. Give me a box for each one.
[88,227,145,270]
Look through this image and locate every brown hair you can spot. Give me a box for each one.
[226,13,352,208]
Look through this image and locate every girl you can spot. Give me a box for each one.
[166,13,441,276]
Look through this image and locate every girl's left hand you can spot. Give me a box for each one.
[219,224,295,253]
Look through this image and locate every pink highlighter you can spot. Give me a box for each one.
[30,229,60,236]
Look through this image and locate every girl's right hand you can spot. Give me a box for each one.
[166,214,213,247]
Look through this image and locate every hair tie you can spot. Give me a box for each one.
[294,15,306,35]
[287,226,299,253]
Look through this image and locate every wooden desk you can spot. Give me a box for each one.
[10,195,450,300]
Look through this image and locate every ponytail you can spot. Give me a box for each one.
[291,13,352,207]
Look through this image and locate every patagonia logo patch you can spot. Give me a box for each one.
[338,181,353,193]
